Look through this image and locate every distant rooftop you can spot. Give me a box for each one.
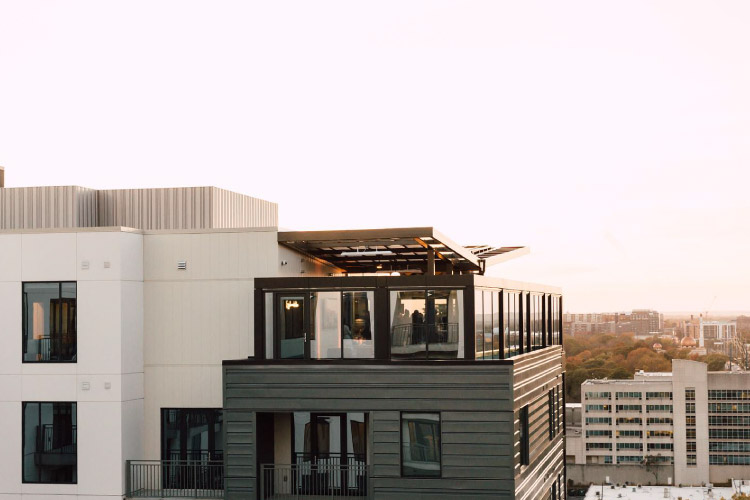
[584,484,740,500]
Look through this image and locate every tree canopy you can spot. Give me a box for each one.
[563,333,728,402]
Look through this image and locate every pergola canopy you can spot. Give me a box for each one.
[278,227,528,275]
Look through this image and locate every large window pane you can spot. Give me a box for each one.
[401,413,441,477]
[475,290,483,359]
[428,289,462,359]
[265,293,274,359]
[391,291,427,359]
[23,402,77,483]
[279,295,305,359]
[505,291,520,358]
[311,292,341,359]
[23,282,77,362]
[483,290,493,359]
[391,290,463,360]
[161,408,223,462]
[343,291,374,359]
[492,291,500,359]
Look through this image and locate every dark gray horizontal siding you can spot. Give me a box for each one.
[510,348,565,500]
[224,410,256,500]
[224,364,513,413]
[224,363,517,498]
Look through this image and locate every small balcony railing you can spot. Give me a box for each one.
[126,460,223,498]
[260,463,371,499]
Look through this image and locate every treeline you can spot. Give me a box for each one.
[564,333,728,403]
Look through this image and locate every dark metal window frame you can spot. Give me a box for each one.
[22,401,77,484]
[22,281,77,364]
[254,276,562,363]
[399,411,442,479]
[520,405,530,466]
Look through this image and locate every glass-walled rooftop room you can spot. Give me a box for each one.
[256,277,562,362]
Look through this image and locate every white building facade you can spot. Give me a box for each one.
[579,359,750,486]
[0,184,333,500]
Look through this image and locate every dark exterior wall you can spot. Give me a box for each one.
[513,347,566,500]
[223,349,566,499]
[223,362,518,499]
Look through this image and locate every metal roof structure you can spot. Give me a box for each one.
[278,227,528,275]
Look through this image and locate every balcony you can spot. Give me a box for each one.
[260,463,371,499]
[126,460,223,499]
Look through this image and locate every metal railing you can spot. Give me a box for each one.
[293,453,366,468]
[126,460,224,498]
[260,463,371,499]
[391,323,459,346]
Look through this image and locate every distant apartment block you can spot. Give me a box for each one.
[563,310,662,337]
[570,360,750,486]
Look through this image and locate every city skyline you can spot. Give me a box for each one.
[2,1,750,313]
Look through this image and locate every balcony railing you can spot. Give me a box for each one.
[126,460,223,498]
[260,463,371,499]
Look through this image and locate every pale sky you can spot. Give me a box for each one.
[1,1,749,313]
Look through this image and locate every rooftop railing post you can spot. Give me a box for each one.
[125,460,131,497]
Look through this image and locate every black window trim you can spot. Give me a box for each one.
[399,411,442,479]
[22,281,78,364]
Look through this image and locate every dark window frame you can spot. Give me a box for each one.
[400,411,442,479]
[22,281,77,364]
[520,405,530,465]
[22,401,77,484]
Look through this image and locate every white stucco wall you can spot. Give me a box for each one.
[0,229,144,500]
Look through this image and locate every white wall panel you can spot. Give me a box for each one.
[0,282,21,374]
[77,402,122,496]
[0,234,21,281]
[21,233,77,282]
[76,281,122,375]
[0,402,21,494]
[121,281,143,375]
[21,375,77,401]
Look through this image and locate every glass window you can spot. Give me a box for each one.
[520,405,530,465]
[23,402,77,483]
[401,413,441,477]
[392,290,427,359]
[505,291,521,357]
[161,408,223,462]
[23,282,77,362]
[492,291,500,359]
[343,291,375,359]
[265,293,274,359]
[391,290,463,360]
[279,295,305,359]
[483,291,493,359]
[311,292,341,359]
[475,289,484,358]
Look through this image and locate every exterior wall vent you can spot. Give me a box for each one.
[81,260,90,270]
[177,261,187,270]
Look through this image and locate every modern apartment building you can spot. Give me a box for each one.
[0,178,566,500]
[699,319,737,348]
[563,310,662,338]
[576,359,750,486]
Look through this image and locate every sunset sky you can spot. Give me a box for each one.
[1,1,748,313]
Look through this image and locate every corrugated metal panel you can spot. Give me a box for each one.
[1,186,276,230]
[211,187,278,229]
[0,186,98,229]
[97,187,277,230]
